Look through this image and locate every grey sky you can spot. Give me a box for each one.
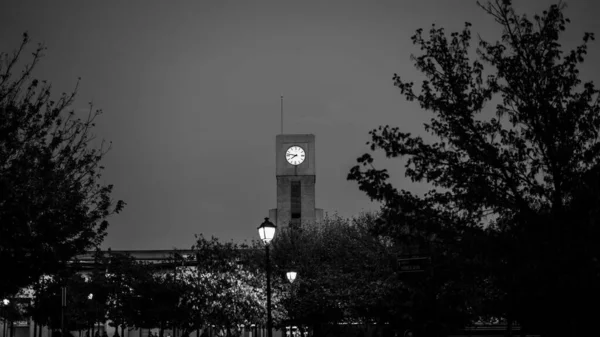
[1,0,598,250]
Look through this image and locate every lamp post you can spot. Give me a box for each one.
[2,299,9,337]
[286,271,297,337]
[61,286,66,337]
[87,294,94,337]
[257,218,276,337]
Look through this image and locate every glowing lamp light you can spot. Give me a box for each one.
[286,271,297,284]
[257,218,277,244]
[88,293,93,300]
[2,299,9,305]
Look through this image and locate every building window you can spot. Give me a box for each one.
[291,181,301,226]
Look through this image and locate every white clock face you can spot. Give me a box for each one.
[286,146,305,165]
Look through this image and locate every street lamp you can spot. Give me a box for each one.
[192,305,200,337]
[2,299,10,337]
[258,218,276,245]
[286,271,297,337]
[87,294,94,337]
[286,272,297,284]
[257,218,276,337]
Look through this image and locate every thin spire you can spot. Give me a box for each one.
[280,95,284,134]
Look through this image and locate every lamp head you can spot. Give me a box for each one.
[257,218,277,244]
[2,299,9,305]
[88,293,94,300]
[286,271,297,284]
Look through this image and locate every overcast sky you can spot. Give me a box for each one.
[1,0,598,250]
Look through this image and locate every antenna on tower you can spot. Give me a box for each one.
[280,95,284,134]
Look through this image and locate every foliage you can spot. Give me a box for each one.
[135,270,185,337]
[271,214,441,337]
[348,1,600,336]
[0,33,125,299]
[100,251,151,335]
[28,273,94,332]
[16,220,479,337]
[179,235,268,337]
[1,297,30,327]
[23,242,269,337]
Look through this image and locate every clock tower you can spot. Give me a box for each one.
[269,134,323,228]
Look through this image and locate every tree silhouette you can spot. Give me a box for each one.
[0,33,125,299]
[348,1,599,336]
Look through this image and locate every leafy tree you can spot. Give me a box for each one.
[136,271,184,337]
[102,251,150,337]
[271,214,439,337]
[181,235,267,337]
[348,1,600,336]
[29,273,92,333]
[0,33,125,299]
[78,244,265,337]
[271,219,340,337]
[1,297,30,333]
